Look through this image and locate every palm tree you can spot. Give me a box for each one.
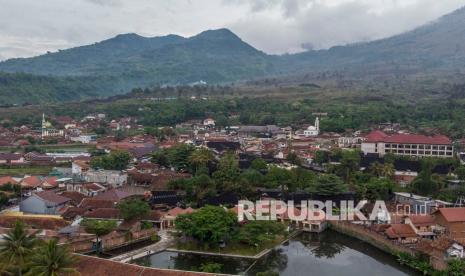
[0,220,37,276]
[369,162,383,177]
[381,163,395,179]
[189,147,213,174]
[27,239,78,276]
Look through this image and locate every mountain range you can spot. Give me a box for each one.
[1,6,465,105]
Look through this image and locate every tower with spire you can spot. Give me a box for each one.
[41,113,63,138]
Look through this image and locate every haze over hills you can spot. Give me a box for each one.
[1,6,465,105]
[0,28,271,84]
[280,6,465,75]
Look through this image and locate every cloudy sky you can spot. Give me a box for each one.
[0,0,464,60]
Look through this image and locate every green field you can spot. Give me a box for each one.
[0,166,53,176]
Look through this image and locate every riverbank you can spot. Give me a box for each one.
[134,229,418,275]
[329,221,442,275]
[329,221,416,256]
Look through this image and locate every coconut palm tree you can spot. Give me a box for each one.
[189,147,213,174]
[381,163,395,179]
[369,162,384,177]
[0,220,37,276]
[27,239,78,276]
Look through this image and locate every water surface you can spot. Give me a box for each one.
[135,230,419,275]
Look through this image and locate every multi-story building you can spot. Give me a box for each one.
[361,130,453,158]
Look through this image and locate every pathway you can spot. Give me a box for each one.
[110,230,173,263]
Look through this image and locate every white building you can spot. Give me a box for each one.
[41,113,64,138]
[304,117,319,137]
[203,118,215,127]
[361,130,453,158]
[70,134,97,144]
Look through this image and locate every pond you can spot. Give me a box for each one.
[134,230,419,275]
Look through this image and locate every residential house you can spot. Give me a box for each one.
[0,176,19,186]
[394,192,453,215]
[203,118,215,127]
[66,182,106,197]
[433,208,465,242]
[20,191,70,215]
[385,224,418,243]
[83,170,127,187]
[161,207,195,229]
[72,160,91,176]
[404,214,436,239]
[93,189,133,202]
[417,237,464,270]
[0,153,24,165]
[20,176,43,190]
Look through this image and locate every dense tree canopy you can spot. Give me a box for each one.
[117,199,150,220]
[90,150,132,170]
[175,206,237,248]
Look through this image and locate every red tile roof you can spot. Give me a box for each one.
[0,176,18,186]
[94,189,131,201]
[79,198,116,209]
[435,208,465,222]
[364,130,388,142]
[41,176,59,188]
[0,216,69,230]
[365,131,452,145]
[21,176,43,188]
[407,215,435,227]
[74,255,216,276]
[60,191,87,205]
[385,224,417,239]
[166,207,195,217]
[83,182,105,192]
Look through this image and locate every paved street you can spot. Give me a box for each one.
[110,230,173,263]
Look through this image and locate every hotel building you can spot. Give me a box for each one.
[361,130,453,158]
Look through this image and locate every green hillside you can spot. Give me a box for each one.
[1,7,465,104]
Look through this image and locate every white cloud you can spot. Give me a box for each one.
[0,0,464,60]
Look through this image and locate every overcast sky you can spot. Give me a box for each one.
[0,0,464,60]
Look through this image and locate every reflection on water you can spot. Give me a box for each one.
[134,230,419,275]
[134,251,253,274]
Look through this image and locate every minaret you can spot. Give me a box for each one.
[41,113,46,138]
[315,117,320,133]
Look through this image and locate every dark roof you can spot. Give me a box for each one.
[83,208,121,219]
[94,189,131,201]
[206,141,240,152]
[394,159,421,172]
[360,154,384,168]
[129,144,156,158]
[60,191,87,206]
[202,192,239,206]
[151,191,181,206]
[0,153,22,161]
[79,198,116,209]
[35,191,70,205]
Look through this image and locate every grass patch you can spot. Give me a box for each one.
[175,235,286,256]
[0,166,53,176]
